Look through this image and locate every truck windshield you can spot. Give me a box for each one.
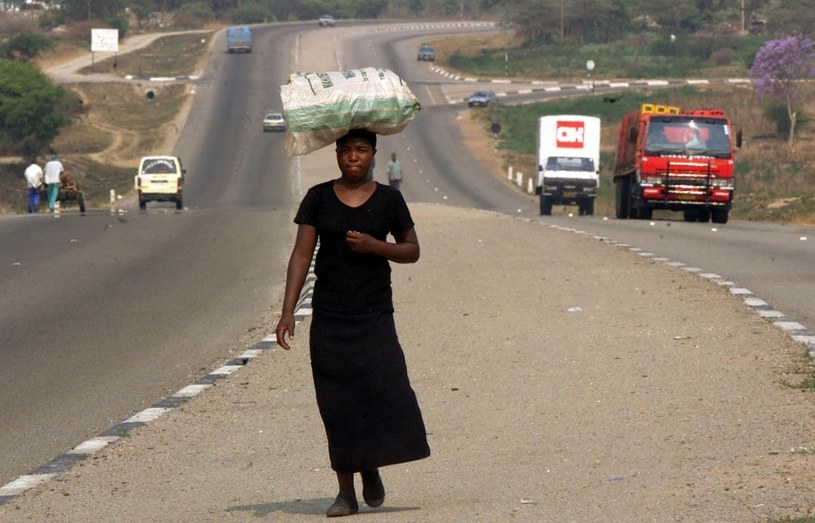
[545,157,595,172]
[644,117,731,158]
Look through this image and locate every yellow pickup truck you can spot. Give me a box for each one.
[135,156,185,210]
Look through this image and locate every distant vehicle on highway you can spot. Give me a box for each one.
[226,26,252,53]
[262,112,286,132]
[318,14,336,27]
[417,44,436,61]
[135,156,185,210]
[466,90,498,107]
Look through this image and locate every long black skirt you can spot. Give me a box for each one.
[309,310,430,472]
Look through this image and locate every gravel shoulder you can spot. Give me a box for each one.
[1,25,814,523]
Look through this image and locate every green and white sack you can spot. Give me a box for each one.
[280,68,421,156]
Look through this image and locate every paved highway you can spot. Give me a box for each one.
[537,212,815,332]
[0,23,307,485]
[0,20,513,489]
[2,20,814,489]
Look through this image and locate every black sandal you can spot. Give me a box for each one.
[361,469,385,508]
[326,494,359,517]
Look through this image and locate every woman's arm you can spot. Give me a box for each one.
[276,224,317,350]
[345,226,420,264]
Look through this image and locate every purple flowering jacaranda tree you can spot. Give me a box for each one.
[749,34,815,148]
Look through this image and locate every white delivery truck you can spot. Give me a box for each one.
[535,115,601,216]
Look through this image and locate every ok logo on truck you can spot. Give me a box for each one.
[556,121,585,148]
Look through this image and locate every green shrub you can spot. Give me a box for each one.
[180,1,215,21]
[710,47,734,66]
[229,3,272,24]
[763,101,808,137]
[107,17,128,40]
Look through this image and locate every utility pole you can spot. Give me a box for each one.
[560,0,565,42]
[741,0,745,33]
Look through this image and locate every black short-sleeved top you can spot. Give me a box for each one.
[295,181,414,313]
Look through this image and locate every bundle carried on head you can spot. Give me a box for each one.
[280,67,421,156]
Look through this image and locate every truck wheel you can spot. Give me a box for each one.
[540,195,553,216]
[639,207,652,220]
[77,192,86,213]
[683,209,697,222]
[697,210,711,223]
[583,199,594,216]
[615,180,629,219]
[711,209,729,224]
[176,197,183,210]
[628,197,639,219]
[139,199,147,210]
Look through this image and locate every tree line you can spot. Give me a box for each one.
[2,0,813,39]
[502,0,814,45]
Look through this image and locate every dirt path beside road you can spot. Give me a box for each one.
[1,24,813,522]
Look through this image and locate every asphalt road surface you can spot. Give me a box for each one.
[0,20,512,489]
[536,213,815,334]
[2,20,814,492]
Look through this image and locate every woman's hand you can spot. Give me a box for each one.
[346,228,420,263]
[276,312,296,350]
[346,230,376,253]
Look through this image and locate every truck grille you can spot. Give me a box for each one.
[645,160,732,204]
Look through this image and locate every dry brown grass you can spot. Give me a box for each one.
[77,33,211,78]
[430,32,522,75]
[431,31,521,58]
[456,110,506,175]
[35,40,89,70]
[0,12,39,39]
[54,82,187,166]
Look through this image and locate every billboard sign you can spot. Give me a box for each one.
[91,28,119,53]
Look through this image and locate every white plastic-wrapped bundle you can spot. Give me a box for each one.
[280,68,421,156]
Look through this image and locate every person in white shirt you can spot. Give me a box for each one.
[43,153,64,212]
[386,152,402,191]
[24,161,44,213]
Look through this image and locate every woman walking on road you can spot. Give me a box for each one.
[276,128,430,518]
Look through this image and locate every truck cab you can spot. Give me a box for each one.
[614,104,738,223]
[135,156,185,210]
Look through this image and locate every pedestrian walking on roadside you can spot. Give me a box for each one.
[43,153,64,212]
[276,128,430,518]
[385,152,402,191]
[24,160,44,213]
[366,155,375,182]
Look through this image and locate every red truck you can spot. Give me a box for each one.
[614,103,740,224]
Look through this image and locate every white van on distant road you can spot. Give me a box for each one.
[135,156,185,210]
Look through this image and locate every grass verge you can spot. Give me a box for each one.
[77,33,211,78]
[433,31,763,81]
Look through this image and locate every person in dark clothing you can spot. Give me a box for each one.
[276,128,430,518]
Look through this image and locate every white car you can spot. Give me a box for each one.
[318,14,336,27]
[466,90,499,107]
[262,112,286,132]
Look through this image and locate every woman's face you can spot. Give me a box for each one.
[336,136,375,183]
